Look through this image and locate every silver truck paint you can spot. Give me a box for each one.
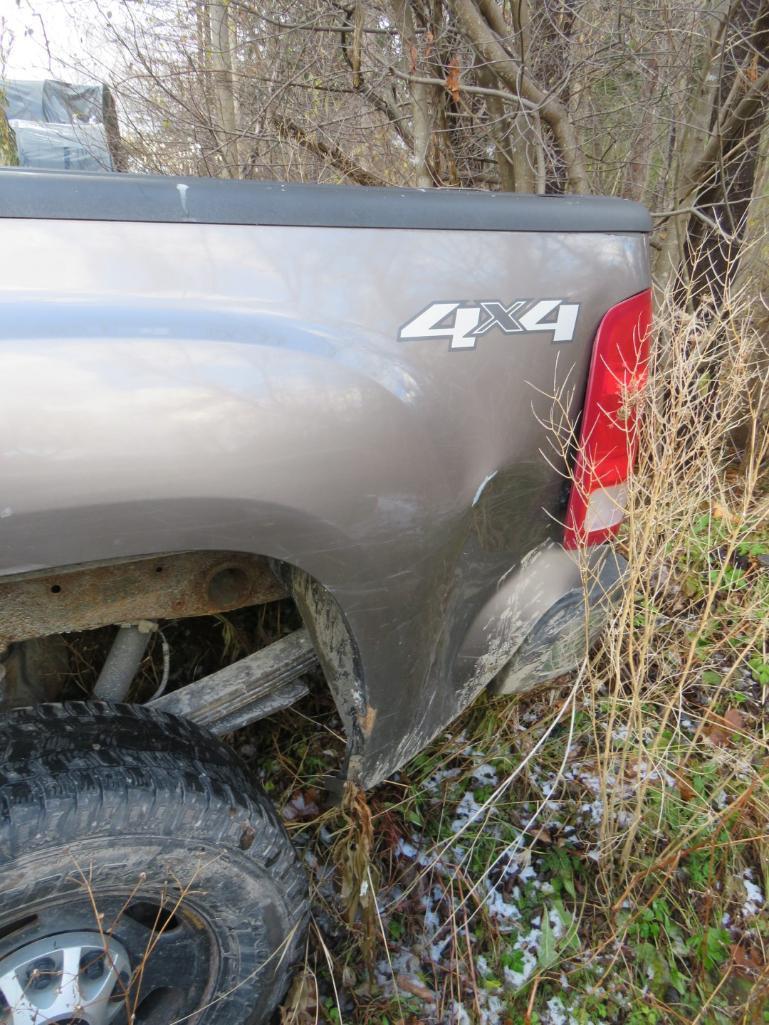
[0,170,651,786]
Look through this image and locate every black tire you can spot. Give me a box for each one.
[0,702,308,1025]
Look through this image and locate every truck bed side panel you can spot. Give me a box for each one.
[0,217,649,783]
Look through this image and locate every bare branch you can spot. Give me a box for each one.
[447,0,590,192]
[269,112,384,186]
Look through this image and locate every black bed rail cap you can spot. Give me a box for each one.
[0,167,652,233]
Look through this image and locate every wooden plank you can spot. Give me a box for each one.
[151,627,317,733]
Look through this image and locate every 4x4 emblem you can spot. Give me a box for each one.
[398,299,579,350]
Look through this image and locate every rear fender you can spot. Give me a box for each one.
[0,296,454,785]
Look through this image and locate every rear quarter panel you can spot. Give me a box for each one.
[0,218,649,783]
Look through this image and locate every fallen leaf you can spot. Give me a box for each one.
[730,942,763,977]
[280,968,318,1025]
[674,771,697,801]
[706,726,728,747]
[527,826,553,845]
[705,707,747,747]
[239,824,256,849]
[712,502,738,525]
[723,707,746,733]
[397,974,436,1001]
[283,791,321,822]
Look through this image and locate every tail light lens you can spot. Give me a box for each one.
[563,289,652,550]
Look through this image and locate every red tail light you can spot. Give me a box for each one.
[563,289,652,550]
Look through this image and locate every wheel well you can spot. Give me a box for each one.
[0,553,364,771]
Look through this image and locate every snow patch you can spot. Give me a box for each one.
[742,868,764,918]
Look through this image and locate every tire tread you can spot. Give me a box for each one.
[0,701,308,1024]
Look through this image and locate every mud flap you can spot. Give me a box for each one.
[492,549,627,695]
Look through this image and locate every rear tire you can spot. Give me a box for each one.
[0,702,308,1025]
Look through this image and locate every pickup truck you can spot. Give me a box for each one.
[0,168,651,1025]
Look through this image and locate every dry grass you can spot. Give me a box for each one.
[270,272,769,1025]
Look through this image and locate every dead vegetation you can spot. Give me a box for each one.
[221,270,769,1025]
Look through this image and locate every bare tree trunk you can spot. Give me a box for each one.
[652,3,757,287]
[684,0,769,307]
[505,0,541,192]
[448,0,591,193]
[477,68,517,191]
[624,60,657,202]
[411,84,434,187]
[0,99,18,167]
[391,0,438,186]
[194,0,217,175]
[100,85,125,171]
[477,0,542,191]
[210,0,241,177]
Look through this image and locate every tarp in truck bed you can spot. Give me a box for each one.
[1,80,117,172]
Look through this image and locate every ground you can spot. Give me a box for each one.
[209,481,769,1025]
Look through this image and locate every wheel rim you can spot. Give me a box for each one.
[0,896,219,1025]
[0,931,130,1025]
